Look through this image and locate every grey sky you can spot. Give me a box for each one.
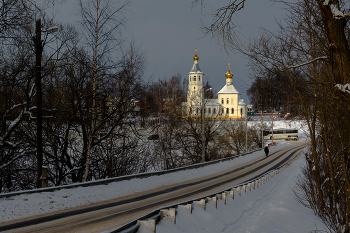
[47,0,285,104]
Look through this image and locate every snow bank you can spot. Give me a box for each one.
[0,144,284,223]
[157,153,326,233]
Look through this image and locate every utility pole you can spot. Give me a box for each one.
[272,116,274,144]
[34,20,58,188]
[261,109,264,148]
[245,105,248,152]
[201,87,205,163]
[201,87,212,163]
[35,19,43,189]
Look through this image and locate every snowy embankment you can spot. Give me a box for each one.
[154,152,327,233]
[2,142,285,223]
[1,119,322,232]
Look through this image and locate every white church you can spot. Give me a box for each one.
[183,49,247,119]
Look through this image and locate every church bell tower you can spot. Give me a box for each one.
[188,48,204,106]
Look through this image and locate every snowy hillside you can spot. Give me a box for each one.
[153,152,326,233]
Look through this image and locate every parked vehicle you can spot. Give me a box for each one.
[147,134,159,140]
[285,135,299,141]
[263,128,299,140]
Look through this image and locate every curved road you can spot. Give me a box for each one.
[0,141,307,233]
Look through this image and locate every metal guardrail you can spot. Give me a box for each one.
[110,146,307,233]
[0,148,262,199]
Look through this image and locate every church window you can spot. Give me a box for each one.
[221,98,224,104]
[213,108,216,114]
[226,98,229,104]
[226,108,229,114]
[231,108,234,114]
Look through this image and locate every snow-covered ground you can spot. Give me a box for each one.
[155,151,327,233]
[1,119,325,232]
[0,143,284,223]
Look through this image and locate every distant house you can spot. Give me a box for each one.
[132,100,148,116]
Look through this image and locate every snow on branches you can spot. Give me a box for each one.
[334,83,350,94]
[322,0,346,19]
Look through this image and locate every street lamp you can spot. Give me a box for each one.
[256,93,264,149]
[34,19,58,188]
[271,116,276,144]
[202,87,212,163]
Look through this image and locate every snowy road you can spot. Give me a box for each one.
[0,142,307,233]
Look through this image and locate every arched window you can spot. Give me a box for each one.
[226,108,229,114]
[213,108,216,114]
[221,98,224,104]
[226,98,229,104]
[208,108,211,114]
[194,87,195,90]
[190,77,191,81]
[199,77,200,81]
[194,78,196,81]
[231,108,234,114]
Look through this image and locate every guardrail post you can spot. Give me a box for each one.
[226,190,234,199]
[138,219,156,233]
[235,187,241,196]
[193,199,206,210]
[247,183,251,191]
[178,204,192,214]
[206,196,217,209]
[41,166,48,188]
[160,208,176,224]
[220,192,226,205]
[242,185,246,193]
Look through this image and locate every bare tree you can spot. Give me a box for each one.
[226,1,350,231]
[220,121,257,155]
[79,0,131,182]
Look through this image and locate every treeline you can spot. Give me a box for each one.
[0,0,260,193]
[242,1,350,232]
[247,71,304,116]
[0,0,157,192]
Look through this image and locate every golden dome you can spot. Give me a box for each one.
[193,47,199,60]
[225,60,233,78]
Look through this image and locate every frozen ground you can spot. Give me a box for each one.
[1,119,324,232]
[155,152,327,233]
[0,142,289,223]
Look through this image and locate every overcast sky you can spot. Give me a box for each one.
[47,0,286,104]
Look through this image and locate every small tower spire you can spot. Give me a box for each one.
[193,47,199,61]
[225,60,233,79]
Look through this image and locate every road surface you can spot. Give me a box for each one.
[0,141,307,233]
